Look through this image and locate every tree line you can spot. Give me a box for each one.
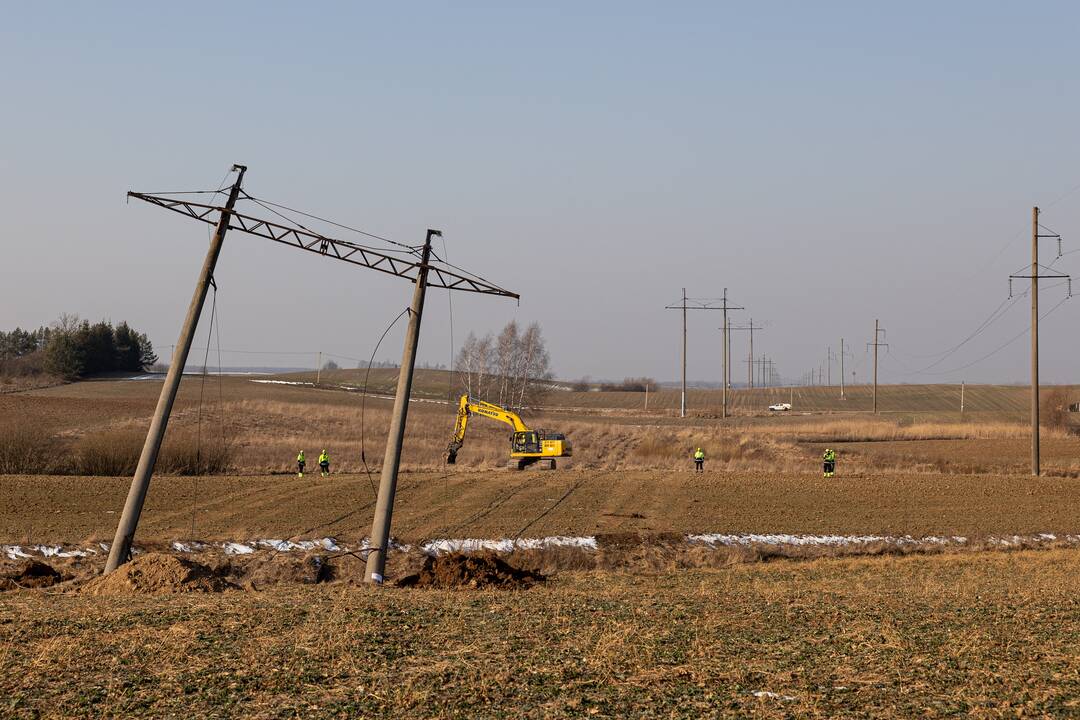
[455,321,552,408]
[0,315,157,380]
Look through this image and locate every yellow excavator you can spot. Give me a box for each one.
[445,394,572,470]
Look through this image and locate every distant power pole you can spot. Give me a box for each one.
[839,338,845,399]
[867,319,888,414]
[1009,206,1071,476]
[731,319,764,388]
[718,288,744,418]
[827,346,832,387]
[665,290,727,418]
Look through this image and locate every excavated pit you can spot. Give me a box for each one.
[397,552,545,589]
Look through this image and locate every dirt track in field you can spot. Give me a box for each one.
[5,469,1080,544]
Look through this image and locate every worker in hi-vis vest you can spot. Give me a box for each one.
[693,447,705,472]
[319,449,330,477]
[822,448,837,478]
[296,450,306,478]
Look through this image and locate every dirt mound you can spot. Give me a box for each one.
[0,560,62,590]
[397,552,545,589]
[82,553,236,595]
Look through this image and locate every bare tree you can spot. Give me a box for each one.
[456,321,553,409]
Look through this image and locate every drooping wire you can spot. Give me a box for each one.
[191,280,218,539]
[238,191,418,255]
[915,289,1073,377]
[358,307,411,498]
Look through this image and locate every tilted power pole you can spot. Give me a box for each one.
[366,230,437,583]
[106,164,247,573]
[109,168,517,577]
[1009,207,1070,476]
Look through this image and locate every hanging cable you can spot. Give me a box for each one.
[191,280,218,538]
[238,191,418,255]
[358,307,411,498]
[922,293,1072,377]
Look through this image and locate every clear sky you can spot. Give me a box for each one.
[3,2,1080,385]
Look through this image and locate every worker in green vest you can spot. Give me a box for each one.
[296,450,306,478]
[319,449,330,477]
[822,448,837,478]
[693,447,705,472]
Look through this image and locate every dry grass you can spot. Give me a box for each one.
[4,550,1080,717]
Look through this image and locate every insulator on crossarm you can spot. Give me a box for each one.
[1058,237,1063,258]
[1008,278,1013,298]
[1068,278,1073,298]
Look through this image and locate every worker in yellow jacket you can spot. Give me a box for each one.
[693,447,705,472]
[319,449,330,477]
[296,450,306,478]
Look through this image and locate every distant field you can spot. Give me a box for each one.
[548,383,1038,416]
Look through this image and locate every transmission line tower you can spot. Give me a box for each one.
[106,165,518,586]
[867,320,888,414]
[1008,206,1071,476]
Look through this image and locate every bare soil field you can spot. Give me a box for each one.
[4,550,1080,718]
[5,469,1080,547]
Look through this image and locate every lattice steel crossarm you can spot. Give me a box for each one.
[127,192,519,299]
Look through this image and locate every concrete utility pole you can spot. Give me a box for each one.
[732,320,763,389]
[718,288,744,419]
[365,230,438,584]
[1009,206,1070,477]
[316,351,323,385]
[827,346,832,387]
[105,164,247,573]
[839,338,845,399]
[1031,207,1039,475]
[867,319,888,414]
[665,291,729,418]
[960,380,965,416]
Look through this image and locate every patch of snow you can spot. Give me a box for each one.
[222,542,255,555]
[250,379,314,387]
[753,691,797,701]
[171,541,208,553]
[688,533,974,549]
[2,546,31,560]
[33,545,90,558]
[421,536,598,555]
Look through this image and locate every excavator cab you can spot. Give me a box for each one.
[511,431,541,454]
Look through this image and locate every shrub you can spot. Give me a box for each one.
[0,424,40,474]
[73,429,230,476]
[1044,387,1072,430]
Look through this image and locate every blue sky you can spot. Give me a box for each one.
[3,2,1080,384]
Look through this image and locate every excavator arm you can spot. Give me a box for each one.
[446,394,528,463]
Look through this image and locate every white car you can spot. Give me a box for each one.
[768,402,792,412]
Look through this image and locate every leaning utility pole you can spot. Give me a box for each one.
[110,167,517,578]
[366,230,436,584]
[1009,206,1070,476]
[867,320,888,414]
[665,291,728,417]
[105,164,248,573]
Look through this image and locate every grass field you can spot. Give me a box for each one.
[4,551,1080,718]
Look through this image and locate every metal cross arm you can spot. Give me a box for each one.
[126,192,519,299]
